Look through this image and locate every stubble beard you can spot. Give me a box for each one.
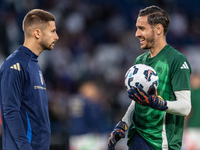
[141,30,155,50]
[39,40,54,51]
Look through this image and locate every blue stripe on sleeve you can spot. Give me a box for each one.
[26,112,32,143]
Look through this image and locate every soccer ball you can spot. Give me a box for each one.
[124,64,159,94]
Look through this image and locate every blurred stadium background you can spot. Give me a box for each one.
[0,0,200,150]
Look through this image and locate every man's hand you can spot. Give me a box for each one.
[128,85,168,111]
[108,121,128,150]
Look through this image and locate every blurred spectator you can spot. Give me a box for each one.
[48,87,69,150]
[169,10,188,38]
[67,81,111,135]
[167,10,189,46]
[68,81,113,150]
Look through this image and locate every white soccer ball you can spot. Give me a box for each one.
[124,64,159,94]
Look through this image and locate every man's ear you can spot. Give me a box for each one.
[34,29,41,39]
[155,23,163,35]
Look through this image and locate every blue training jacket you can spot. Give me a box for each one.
[0,45,51,150]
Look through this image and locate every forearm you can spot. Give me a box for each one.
[122,101,135,128]
[4,109,32,150]
[165,90,191,116]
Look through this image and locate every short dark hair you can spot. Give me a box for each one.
[22,9,55,36]
[138,5,170,35]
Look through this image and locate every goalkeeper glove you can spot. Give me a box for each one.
[128,85,168,111]
[108,121,128,150]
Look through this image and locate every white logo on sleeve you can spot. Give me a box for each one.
[180,62,189,69]
[39,71,44,85]
[10,63,21,71]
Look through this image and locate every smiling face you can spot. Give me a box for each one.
[39,21,59,50]
[135,16,156,50]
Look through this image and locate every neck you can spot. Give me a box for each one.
[149,37,167,58]
[23,39,43,56]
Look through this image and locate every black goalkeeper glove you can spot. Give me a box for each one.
[128,85,168,111]
[108,121,128,150]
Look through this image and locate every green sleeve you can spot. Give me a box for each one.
[170,54,191,91]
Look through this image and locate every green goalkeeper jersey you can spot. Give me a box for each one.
[127,44,191,150]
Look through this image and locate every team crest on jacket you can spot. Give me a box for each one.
[39,71,44,85]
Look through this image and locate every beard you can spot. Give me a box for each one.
[141,30,155,50]
[39,39,54,51]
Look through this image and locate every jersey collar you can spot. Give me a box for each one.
[18,45,38,62]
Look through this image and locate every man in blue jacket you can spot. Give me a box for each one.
[0,9,59,150]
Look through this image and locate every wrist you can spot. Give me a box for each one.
[150,95,168,111]
[115,121,128,131]
[165,101,168,109]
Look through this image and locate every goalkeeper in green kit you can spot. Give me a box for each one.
[108,5,191,150]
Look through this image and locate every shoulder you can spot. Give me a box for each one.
[171,46,189,63]
[1,50,29,74]
[165,45,187,61]
[165,46,191,76]
[162,45,190,68]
